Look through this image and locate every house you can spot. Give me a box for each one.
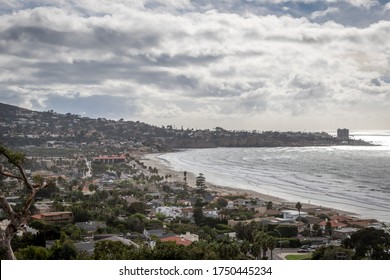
[264,209,281,217]
[155,206,183,218]
[226,201,235,209]
[234,198,252,207]
[123,196,140,205]
[280,210,308,221]
[319,219,348,230]
[333,227,359,240]
[329,215,354,224]
[81,186,95,196]
[177,200,192,207]
[75,235,139,255]
[31,211,73,224]
[204,209,219,218]
[295,221,307,233]
[144,229,174,239]
[253,205,267,214]
[347,219,378,228]
[96,235,140,248]
[180,232,199,242]
[34,200,54,213]
[303,207,335,216]
[147,199,164,208]
[181,208,194,219]
[160,236,192,246]
[75,221,107,233]
[160,232,199,246]
[305,216,324,231]
[92,155,126,163]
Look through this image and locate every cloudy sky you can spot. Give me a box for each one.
[1,0,389,131]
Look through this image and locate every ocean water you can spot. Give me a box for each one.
[155,131,390,223]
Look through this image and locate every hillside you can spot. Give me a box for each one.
[0,102,371,150]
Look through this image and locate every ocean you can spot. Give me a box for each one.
[155,131,390,223]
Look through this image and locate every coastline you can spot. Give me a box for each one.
[141,152,358,217]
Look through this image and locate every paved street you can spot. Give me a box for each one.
[266,248,308,260]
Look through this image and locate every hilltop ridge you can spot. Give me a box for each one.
[0,102,372,150]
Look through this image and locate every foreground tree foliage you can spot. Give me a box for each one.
[92,238,250,260]
[311,245,353,260]
[0,144,47,259]
[343,227,390,260]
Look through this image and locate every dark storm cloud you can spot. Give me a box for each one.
[1,25,162,54]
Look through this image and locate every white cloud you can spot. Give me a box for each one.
[310,7,340,19]
[0,1,389,130]
[345,0,378,8]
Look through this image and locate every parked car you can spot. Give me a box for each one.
[298,245,312,253]
[298,248,309,253]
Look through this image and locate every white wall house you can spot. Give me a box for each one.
[155,206,183,218]
[281,210,308,220]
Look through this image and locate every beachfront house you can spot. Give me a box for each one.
[280,210,308,221]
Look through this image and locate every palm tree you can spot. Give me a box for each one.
[266,236,276,260]
[254,231,268,259]
[295,201,302,218]
[183,171,187,184]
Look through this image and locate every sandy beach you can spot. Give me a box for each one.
[141,153,357,216]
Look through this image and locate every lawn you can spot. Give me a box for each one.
[285,254,312,260]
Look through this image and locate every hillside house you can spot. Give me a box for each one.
[31,211,73,224]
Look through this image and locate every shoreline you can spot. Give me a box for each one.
[141,152,358,217]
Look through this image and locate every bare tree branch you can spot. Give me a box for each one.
[0,194,16,219]
[0,144,45,259]
[0,169,23,180]
[0,146,33,191]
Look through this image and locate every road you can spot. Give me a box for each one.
[266,248,308,260]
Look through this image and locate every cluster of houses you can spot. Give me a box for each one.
[12,184,384,257]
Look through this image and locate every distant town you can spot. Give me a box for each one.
[0,102,371,151]
[1,102,388,260]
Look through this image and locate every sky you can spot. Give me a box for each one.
[0,0,390,131]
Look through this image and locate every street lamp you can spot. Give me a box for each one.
[274,229,282,251]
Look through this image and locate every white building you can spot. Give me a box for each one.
[155,206,183,218]
[280,210,308,220]
[180,232,199,242]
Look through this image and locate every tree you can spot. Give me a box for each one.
[15,246,50,260]
[295,201,302,218]
[0,145,47,259]
[183,171,187,184]
[216,197,228,209]
[275,224,298,238]
[234,221,262,242]
[325,221,333,237]
[127,201,148,215]
[49,238,77,260]
[311,245,353,260]
[266,236,275,260]
[93,240,134,260]
[254,231,269,259]
[195,173,206,193]
[193,207,204,226]
[343,227,390,260]
[71,205,91,222]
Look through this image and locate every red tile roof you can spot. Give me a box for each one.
[319,220,348,228]
[160,236,192,246]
